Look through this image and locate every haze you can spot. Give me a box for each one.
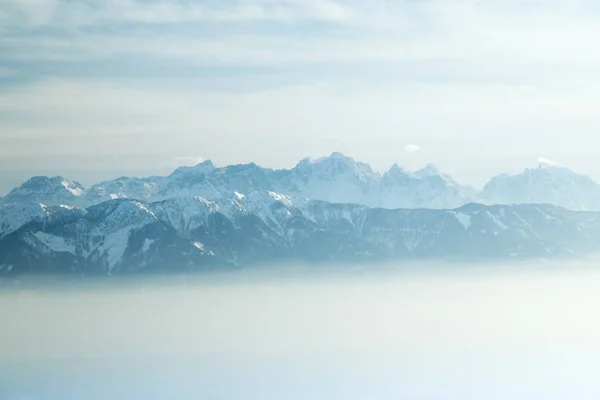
[3,263,600,399]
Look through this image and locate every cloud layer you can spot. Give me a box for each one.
[2,0,600,192]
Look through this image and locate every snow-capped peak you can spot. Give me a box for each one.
[1,153,476,211]
[378,162,473,209]
[328,151,346,159]
[412,164,441,178]
[302,152,367,172]
[384,163,410,178]
[17,176,85,195]
[310,152,355,167]
[170,160,216,177]
[2,176,86,206]
[528,163,580,178]
[483,164,600,210]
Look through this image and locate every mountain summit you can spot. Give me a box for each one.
[483,165,600,210]
[3,176,86,206]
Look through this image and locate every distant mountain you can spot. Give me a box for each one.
[86,176,164,204]
[5,154,600,213]
[0,153,475,210]
[2,191,600,275]
[483,164,600,211]
[379,163,475,209]
[2,176,86,207]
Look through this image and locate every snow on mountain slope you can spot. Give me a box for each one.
[378,163,475,209]
[86,176,164,205]
[0,202,51,239]
[85,162,218,205]
[170,160,216,177]
[4,153,474,210]
[209,162,276,195]
[483,164,600,210]
[2,176,86,206]
[33,231,77,254]
[157,173,223,201]
[84,160,269,204]
[3,191,600,275]
[274,152,380,206]
[151,197,219,236]
[47,199,162,272]
[84,199,158,236]
[236,191,310,235]
[9,154,600,212]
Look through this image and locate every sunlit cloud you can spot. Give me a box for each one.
[405,145,421,154]
[537,157,558,166]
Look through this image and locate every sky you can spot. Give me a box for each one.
[1,0,600,194]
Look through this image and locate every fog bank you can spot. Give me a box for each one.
[2,264,600,399]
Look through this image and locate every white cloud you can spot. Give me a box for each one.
[3,1,600,187]
[2,0,600,89]
[0,0,354,28]
[405,145,421,154]
[2,78,600,188]
[537,157,558,166]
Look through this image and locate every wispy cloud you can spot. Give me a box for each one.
[0,0,354,28]
[2,0,600,85]
[2,0,600,187]
[405,144,421,154]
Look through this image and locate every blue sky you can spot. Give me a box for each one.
[1,0,600,193]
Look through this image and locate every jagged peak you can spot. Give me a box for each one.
[413,163,440,178]
[306,152,352,164]
[325,152,361,166]
[171,160,215,176]
[386,163,409,176]
[290,152,377,182]
[218,162,271,175]
[295,157,315,168]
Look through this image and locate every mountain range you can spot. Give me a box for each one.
[2,192,600,276]
[2,153,600,275]
[2,153,476,210]
[4,152,600,211]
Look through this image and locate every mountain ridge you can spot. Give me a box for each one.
[2,191,600,276]
[3,153,600,212]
